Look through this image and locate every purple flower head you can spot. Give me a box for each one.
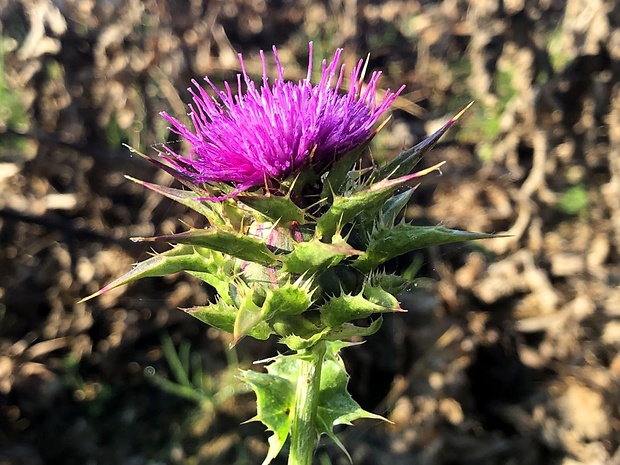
[160,42,404,197]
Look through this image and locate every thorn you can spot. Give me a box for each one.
[124,174,147,186]
[451,101,474,123]
[253,355,281,365]
[412,161,447,178]
[122,143,149,160]
[373,114,392,135]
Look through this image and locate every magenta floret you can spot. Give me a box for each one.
[160,42,404,196]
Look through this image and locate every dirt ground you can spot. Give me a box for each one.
[1,1,620,464]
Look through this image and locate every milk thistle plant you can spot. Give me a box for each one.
[83,43,488,465]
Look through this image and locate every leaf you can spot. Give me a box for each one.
[281,237,362,274]
[125,176,224,226]
[319,288,403,328]
[269,315,323,343]
[226,280,315,343]
[186,300,273,340]
[133,228,279,266]
[185,270,232,305]
[316,163,444,240]
[315,342,387,461]
[375,103,473,181]
[262,281,314,318]
[80,245,215,302]
[355,223,496,272]
[239,194,307,224]
[233,287,265,343]
[277,316,384,350]
[243,343,387,464]
[363,285,402,310]
[241,369,296,465]
[378,187,415,227]
[369,272,410,296]
[323,317,383,341]
[185,299,236,333]
[279,331,328,351]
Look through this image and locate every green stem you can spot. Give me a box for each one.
[288,341,326,465]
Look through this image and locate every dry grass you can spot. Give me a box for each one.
[1,1,619,464]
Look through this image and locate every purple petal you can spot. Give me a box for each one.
[160,43,405,199]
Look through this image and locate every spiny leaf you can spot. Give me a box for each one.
[273,310,384,351]
[125,175,224,225]
[80,245,214,302]
[378,187,416,227]
[355,185,418,247]
[375,102,473,181]
[368,272,410,296]
[185,299,236,333]
[316,163,444,240]
[239,194,307,224]
[185,270,232,305]
[316,342,387,461]
[319,288,403,328]
[241,369,295,465]
[279,331,328,351]
[355,223,496,272]
[230,280,315,343]
[243,344,388,464]
[270,315,323,342]
[262,281,314,318]
[281,237,362,274]
[233,287,265,343]
[324,317,383,341]
[133,228,279,266]
[363,285,403,311]
[186,300,272,340]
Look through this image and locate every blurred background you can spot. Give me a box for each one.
[1,0,619,464]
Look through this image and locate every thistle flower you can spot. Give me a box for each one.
[160,42,404,195]
[84,39,486,465]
